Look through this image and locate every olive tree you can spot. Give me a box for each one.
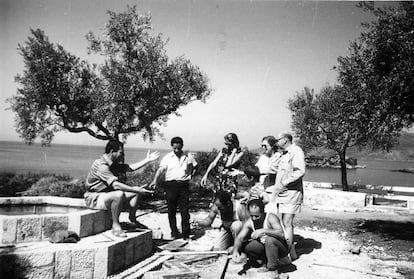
[9,6,211,147]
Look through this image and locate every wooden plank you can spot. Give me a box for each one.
[183,254,218,265]
[110,254,173,279]
[160,239,188,251]
[157,250,228,256]
[123,255,173,279]
[311,262,399,278]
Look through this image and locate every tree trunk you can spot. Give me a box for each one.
[118,141,127,183]
[109,139,128,183]
[338,149,349,191]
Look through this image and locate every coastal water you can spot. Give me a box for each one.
[0,141,413,187]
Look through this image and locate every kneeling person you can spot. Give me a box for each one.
[84,140,159,238]
[232,199,289,276]
[194,190,242,250]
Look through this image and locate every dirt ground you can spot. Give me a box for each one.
[123,200,414,279]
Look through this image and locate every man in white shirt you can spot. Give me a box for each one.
[150,137,197,240]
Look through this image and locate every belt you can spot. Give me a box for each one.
[165,180,188,184]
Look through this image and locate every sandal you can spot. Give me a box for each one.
[112,229,127,238]
[131,220,149,230]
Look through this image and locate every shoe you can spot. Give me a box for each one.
[171,232,181,240]
[277,255,292,265]
[132,220,149,230]
[112,229,127,238]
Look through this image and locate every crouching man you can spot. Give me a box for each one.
[84,140,160,238]
[193,190,243,251]
[232,199,290,277]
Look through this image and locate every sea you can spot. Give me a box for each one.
[0,141,413,188]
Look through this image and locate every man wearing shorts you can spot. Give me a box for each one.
[84,140,160,238]
[273,132,306,260]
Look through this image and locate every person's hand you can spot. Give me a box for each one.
[190,219,200,228]
[200,175,208,187]
[138,184,154,194]
[227,169,243,177]
[141,188,154,194]
[232,251,242,263]
[239,196,248,204]
[251,229,266,240]
[148,181,156,190]
[146,150,160,162]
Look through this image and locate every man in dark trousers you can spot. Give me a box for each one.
[150,137,197,240]
[232,199,290,277]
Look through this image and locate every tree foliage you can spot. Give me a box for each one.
[289,86,372,190]
[336,1,414,150]
[9,6,211,146]
[290,2,414,190]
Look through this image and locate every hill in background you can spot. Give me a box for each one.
[300,131,414,161]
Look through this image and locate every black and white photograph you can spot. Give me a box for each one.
[0,1,413,278]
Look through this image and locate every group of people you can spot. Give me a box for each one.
[83,132,305,276]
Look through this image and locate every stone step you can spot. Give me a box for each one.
[0,229,153,279]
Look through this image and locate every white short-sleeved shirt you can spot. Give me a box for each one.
[160,151,197,181]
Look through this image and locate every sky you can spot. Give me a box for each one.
[0,0,385,151]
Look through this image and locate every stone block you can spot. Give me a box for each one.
[42,215,69,240]
[0,217,17,244]
[55,249,72,279]
[104,211,112,230]
[133,234,145,262]
[16,217,42,243]
[304,189,367,210]
[109,241,126,273]
[94,247,110,279]
[408,199,414,213]
[125,238,135,267]
[0,253,31,277]
[142,231,153,256]
[78,212,94,238]
[67,213,82,236]
[18,250,55,267]
[70,249,95,279]
[26,265,54,279]
[93,211,108,234]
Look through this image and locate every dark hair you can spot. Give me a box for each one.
[224,133,240,148]
[244,165,260,182]
[247,198,265,213]
[105,140,122,154]
[279,132,293,143]
[170,137,184,146]
[262,135,278,151]
[214,190,232,204]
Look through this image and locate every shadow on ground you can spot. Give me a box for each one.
[350,219,414,241]
[294,234,322,257]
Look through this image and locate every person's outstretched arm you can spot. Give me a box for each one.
[195,205,219,227]
[128,150,160,171]
[225,148,246,169]
[112,181,153,194]
[232,221,251,262]
[149,166,166,189]
[201,152,222,186]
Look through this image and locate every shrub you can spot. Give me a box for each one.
[0,172,46,197]
[22,175,87,198]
